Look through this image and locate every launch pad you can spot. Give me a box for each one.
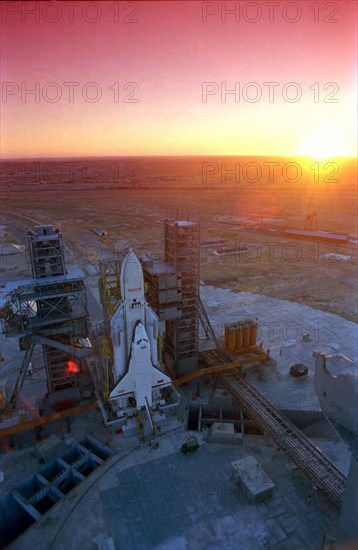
[0,216,357,549]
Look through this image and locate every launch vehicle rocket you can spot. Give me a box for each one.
[109,250,173,410]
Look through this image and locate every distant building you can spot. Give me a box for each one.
[283,228,348,243]
[93,227,107,237]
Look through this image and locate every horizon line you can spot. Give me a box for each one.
[1,154,357,162]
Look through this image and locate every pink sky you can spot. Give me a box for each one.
[1,0,357,157]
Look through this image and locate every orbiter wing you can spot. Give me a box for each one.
[151,366,172,388]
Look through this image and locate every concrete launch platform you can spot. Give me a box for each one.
[8,428,339,550]
[201,286,358,411]
[1,286,356,548]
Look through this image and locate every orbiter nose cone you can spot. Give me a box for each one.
[134,322,146,337]
[134,322,149,346]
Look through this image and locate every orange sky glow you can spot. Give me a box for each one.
[1,1,357,159]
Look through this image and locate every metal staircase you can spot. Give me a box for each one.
[221,369,346,507]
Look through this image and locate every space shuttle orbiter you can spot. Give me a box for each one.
[109,250,173,409]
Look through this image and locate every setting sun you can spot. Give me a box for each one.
[297,127,348,160]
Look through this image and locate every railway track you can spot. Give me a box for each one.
[220,368,346,507]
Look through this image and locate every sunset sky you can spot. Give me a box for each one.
[1,0,357,158]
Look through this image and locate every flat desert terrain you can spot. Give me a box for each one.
[1,157,357,322]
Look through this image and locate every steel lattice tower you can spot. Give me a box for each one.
[163,220,200,376]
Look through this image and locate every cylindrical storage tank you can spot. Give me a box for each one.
[228,329,236,355]
[243,325,251,348]
[224,326,229,350]
[236,327,244,351]
[234,326,239,350]
[250,324,257,346]
[225,324,231,348]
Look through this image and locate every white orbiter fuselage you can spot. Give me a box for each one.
[109,250,172,409]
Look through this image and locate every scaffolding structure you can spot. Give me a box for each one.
[28,225,66,278]
[141,258,182,322]
[98,259,121,330]
[2,226,90,402]
[98,259,122,396]
[164,220,200,375]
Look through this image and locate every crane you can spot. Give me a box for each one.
[304,211,318,231]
